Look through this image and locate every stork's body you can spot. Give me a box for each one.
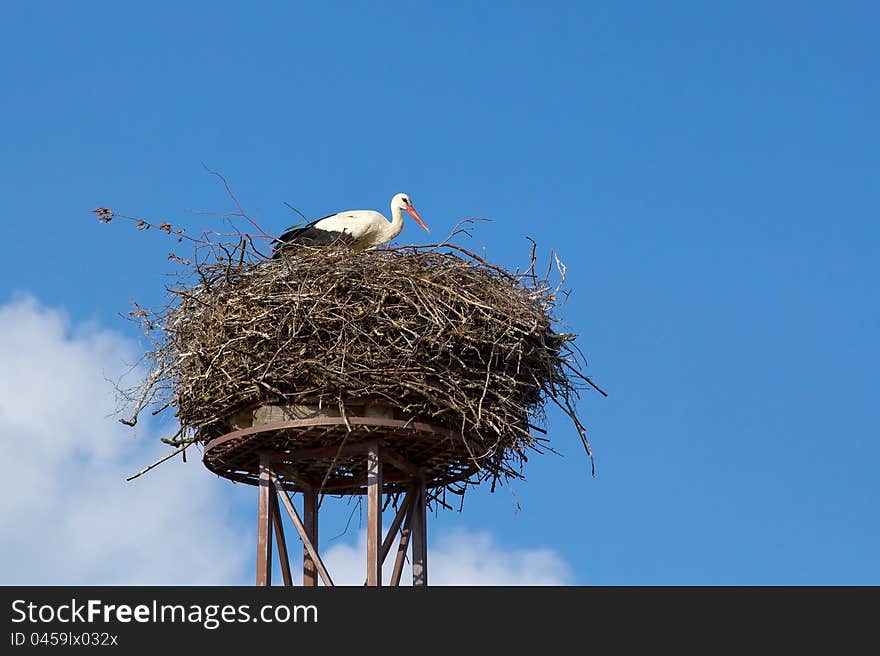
[273,193,428,256]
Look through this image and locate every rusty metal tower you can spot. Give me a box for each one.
[203,403,476,586]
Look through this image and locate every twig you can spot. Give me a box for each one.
[201,164,272,239]
[118,365,165,426]
[126,443,190,481]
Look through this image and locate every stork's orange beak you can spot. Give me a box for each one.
[406,205,430,232]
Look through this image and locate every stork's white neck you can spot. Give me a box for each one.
[380,201,405,244]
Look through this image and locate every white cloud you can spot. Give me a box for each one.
[0,297,249,584]
[0,296,572,586]
[323,529,572,586]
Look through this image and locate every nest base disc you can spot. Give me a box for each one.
[203,412,478,495]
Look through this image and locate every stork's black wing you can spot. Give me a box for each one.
[271,214,357,257]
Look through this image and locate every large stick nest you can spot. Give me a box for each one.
[125,239,601,495]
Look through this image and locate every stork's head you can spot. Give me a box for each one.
[392,193,430,233]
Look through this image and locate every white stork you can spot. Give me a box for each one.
[273,193,429,256]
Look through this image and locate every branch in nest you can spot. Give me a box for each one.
[118,365,166,427]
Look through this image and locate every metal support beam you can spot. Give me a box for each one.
[302,484,318,586]
[366,442,383,586]
[272,475,334,587]
[380,489,413,565]
[411,476,428,586]
[390,503,413,586]
[270,488,293,586]
[256,454,274,586]
[362,488,414,586]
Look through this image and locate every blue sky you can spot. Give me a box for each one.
[1,1,878,584]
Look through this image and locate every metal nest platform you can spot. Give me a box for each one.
[203,415,478,495]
